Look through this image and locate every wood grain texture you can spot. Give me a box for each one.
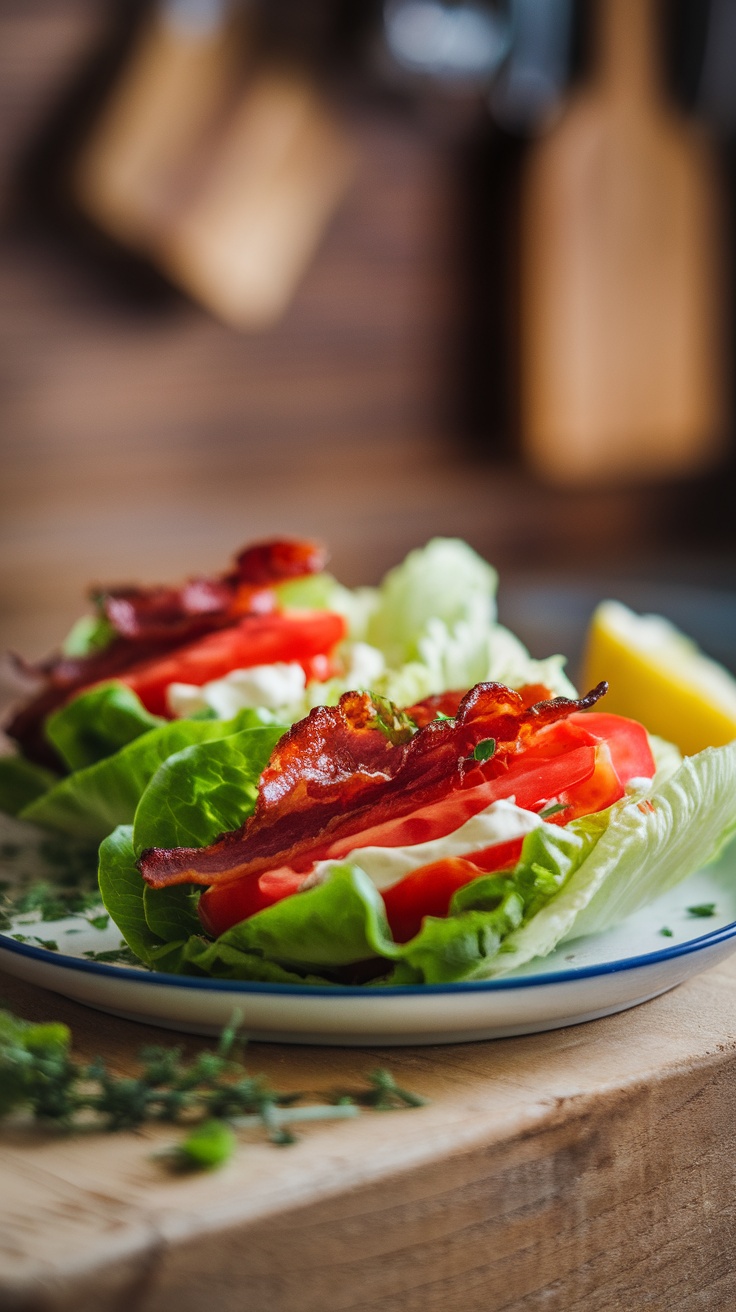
[3,957,736,1311]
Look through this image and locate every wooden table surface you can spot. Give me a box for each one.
[3,955,736,1312]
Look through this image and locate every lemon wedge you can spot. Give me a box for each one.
[580,600,736,757]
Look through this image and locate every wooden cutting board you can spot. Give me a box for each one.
[519,0,725,485]
[3,959,736,1311]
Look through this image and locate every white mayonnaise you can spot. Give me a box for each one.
[310,798,543,891]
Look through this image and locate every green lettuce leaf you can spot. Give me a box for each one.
[358,539,575,701]
[0,756,57,816]
[21,708,272,841]
[366,538,498,668]
[132,723,285,854]
[489,741,736,976]
[98,824,337,981]
[98,825,161,965]
[176,935,335,983]
[99,723,284,961]
[98,825,202,969]
[209,865,393,971]
[45,682,164,772]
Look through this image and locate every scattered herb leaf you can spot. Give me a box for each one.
[166,1118,238,1172]
[82,947,140,965]
[0,1008,426,1170]
[368,696,417,746]
[687,903,717,918]
[660,927,674,937]
[472,738,496,762]
[539,802,569,820]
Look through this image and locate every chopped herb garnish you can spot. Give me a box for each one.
[166,1119,238,1172]
[434,711,453,721]
[87,913,110,932]
[687,903,717,918]
[0,1008,426,1171]
[33,937,59,952]
[539,802,569,820]
[660,927,674,937]
[472,738,496,762]
[369,695,417,746]
[82,947,139,965]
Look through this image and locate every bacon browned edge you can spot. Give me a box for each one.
[139,680,608,891]
[5,538,327,767]
[404,683,555,727]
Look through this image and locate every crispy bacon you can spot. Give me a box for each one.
[5,538,326,765]
[233,540,327,586]
[405,683,554,728]
[139,681,608,891]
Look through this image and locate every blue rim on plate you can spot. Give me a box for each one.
[3,918,736,995]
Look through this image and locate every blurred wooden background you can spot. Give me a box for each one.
[1,0,735,670]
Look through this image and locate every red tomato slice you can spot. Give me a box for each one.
[381,840,525,942]
[121,610,346,716]
[567,711,655,783]
[198,866,304,938]
[324,745,597,858]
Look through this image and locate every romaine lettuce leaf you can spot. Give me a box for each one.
[45,682,164,772]
[21,708,272,841]
[132,723,284,854]
[208,865,393,970]
[98,824,335,982]
[98,826,161,965]
[489,741,736,976]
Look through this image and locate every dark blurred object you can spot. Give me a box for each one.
[692,0,736,133]
[489,0,573,131]
[382,0,510,89]
[73,0,354,328]
[518,0,725,486]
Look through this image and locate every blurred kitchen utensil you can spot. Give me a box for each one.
[158,65,353,327]
[489,0,573,132]
[75,0,243,250]
[382,0,511,90]
[74,0,353,328]
[519,0,725,485]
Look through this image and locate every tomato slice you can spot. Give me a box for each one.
[121,610,346,716]
[198,866,304,938]
[567,712,655,783]
[324,745,597,858]
[381,840,524,942]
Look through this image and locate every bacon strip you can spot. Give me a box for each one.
[405,683,554,728]
[6,538,327,765]
[139,681,608,890]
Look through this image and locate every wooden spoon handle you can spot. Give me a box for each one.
[596,0,661,104]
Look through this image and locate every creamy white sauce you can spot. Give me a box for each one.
[167,662,307,719]
[310,798,543,891]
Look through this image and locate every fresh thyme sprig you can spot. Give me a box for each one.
[0,1007,426,1171]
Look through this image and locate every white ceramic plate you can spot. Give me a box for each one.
[2,841,736,1046]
